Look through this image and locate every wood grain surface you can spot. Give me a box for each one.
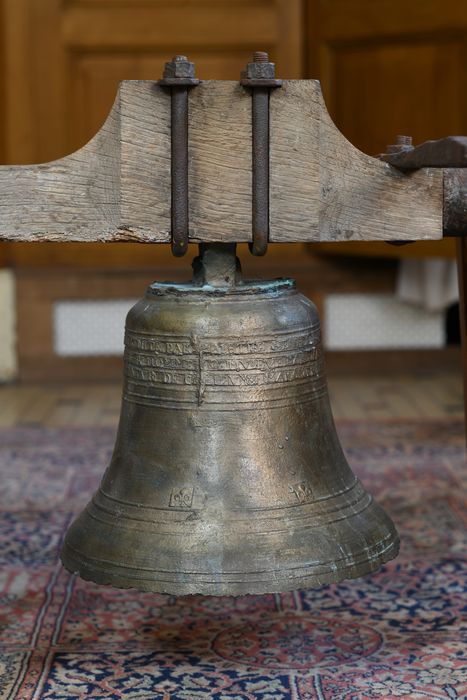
[0,80,443,244]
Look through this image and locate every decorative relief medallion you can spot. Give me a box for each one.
[169,487,194,509]
[289,481,314,504]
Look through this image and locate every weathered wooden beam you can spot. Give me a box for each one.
[0,80,442,244]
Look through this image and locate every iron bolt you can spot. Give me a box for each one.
[397,135,413,146]
[253,51,269,62]
[241,51,278,81]
[386,134,414,154]
[239,51,282,257]
[159,54,200,256]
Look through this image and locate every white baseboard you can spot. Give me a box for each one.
[0,270,17,381]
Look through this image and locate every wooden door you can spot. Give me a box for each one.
[1,0,304,268]
[0,0,306,379]
[308,0,466,258]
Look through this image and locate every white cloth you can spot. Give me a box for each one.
[396,258,458,312]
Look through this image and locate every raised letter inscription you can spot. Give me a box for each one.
[124,328,326,408]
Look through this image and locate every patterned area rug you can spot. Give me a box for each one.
[0,420,466,700]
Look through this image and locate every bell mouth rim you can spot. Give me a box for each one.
[147,277,296,297]
[61,533,399,596]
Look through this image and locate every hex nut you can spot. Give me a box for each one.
[244,61,276,80]
[163,56,196,80]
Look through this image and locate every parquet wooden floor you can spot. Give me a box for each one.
[0,372,462,428]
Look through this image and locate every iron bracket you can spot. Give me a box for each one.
[382,135,467,237]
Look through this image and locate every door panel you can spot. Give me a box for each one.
[3,0,303,164]
[308,0,467,257]
[0,0,304,268]
[334,41,464,156]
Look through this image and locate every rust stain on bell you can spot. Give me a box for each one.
[61,245,399,595]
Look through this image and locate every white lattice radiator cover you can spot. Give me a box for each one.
[53,293,445,357]
[324,293,444,350]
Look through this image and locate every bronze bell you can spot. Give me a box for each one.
[61,244,399,595]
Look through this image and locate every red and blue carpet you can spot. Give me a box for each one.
[0,420,465,699]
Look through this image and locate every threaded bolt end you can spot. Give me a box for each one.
[253,51,269,63]
[396,135,412,146]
